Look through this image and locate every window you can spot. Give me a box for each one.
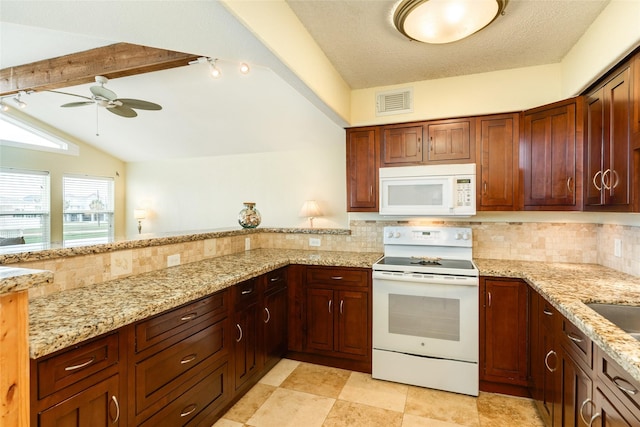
[0,113,79,155]
[0,168,50,247]
[63,175,114,247]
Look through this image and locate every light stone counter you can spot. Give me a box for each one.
[476,258,640,384]
[29,248,382,359]
[0,266,53,295]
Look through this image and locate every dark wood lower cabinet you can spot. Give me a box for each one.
[480,277,529,396]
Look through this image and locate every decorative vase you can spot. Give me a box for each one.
[238,202,261,228]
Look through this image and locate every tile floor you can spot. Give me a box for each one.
[213,359,545,427]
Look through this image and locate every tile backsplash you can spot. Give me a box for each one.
[17,220,640,298]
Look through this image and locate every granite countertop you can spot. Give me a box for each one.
[0,266,53,295]
[476,258,640,384]
[29,248,382,359]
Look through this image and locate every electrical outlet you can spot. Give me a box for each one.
[614,239,622,257]
[309,237,321,247]
[167,254,181,267]
[245,237,251,251]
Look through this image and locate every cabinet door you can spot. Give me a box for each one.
[233,301,260,390]
[593,387,640,426]
[305,287,334,352]
[426,119,473,162]
[346,127,378,211]
[335,290,369,357]
[586,89,605,206]
[38,375,121,427]
[481,278,528,385]
[381,125,423,165]
[476,114,519,210]
[560,347,593,427]
[522,98,582,209]
[263,287,288,370]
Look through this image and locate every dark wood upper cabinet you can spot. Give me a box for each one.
[346,127,379,212]
[585,64,633,211]
[522,97,584,210]
[425,118,475,163]
[381,124,423,166]
[476,113,520,210]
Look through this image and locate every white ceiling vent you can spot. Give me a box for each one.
[376,88,413,116]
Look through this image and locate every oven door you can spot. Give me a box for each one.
[373,273,478,363]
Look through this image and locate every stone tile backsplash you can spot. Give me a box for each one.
[18,220,640,298]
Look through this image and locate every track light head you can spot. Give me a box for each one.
[208,58,222,79]
[239,63,250,74]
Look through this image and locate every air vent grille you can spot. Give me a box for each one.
[376,88,413,116]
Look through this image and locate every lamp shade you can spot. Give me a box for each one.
[394,0,505,44]
[134,208,146,220]
[300,200,322,218]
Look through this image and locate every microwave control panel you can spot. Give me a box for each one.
[455,178,473,207]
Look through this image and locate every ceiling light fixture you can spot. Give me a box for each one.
[239,63,250,75]
[208,58,222,79]
[188,57,252,79]
[393,0,506,44]
[13,91,27,109]
[0,101,8,112]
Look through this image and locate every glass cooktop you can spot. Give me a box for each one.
[375,256,476,270]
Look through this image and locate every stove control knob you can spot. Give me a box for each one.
[462,232,470,240]
[455,232,463,240]
[386,231,394,238]
[393,232,401,238]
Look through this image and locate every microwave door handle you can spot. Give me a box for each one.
[449,177,456,211]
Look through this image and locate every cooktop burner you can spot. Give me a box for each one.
[376,256,476,270]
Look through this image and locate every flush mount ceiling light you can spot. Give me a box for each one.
[393,0,506,44]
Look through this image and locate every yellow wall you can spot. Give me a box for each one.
[0,111,126,243]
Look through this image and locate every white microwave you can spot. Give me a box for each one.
[379,164,476,216]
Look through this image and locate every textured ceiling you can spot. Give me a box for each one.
[286,0,611,89]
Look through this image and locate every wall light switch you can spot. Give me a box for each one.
[614,239,622,257]
[309,237,321,247]
[167,254,181,267]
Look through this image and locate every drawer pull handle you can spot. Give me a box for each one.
[567,176,573,193]
[593,170,603,191]
[110,395,120,424]
[487,291,492,308]
[241,289,253,295]
[180,313,197,321]
[543,309,553,316]
[331,276,343,280]
[340,300,344,314]
[544,350,557,372]
[579,398,593,426]
[269,277,283,282]
[588,412,601,427]
[180,354,197,364]
[566,331,583,343]
[264,307,271,324]
[180,403,198,417]
[613,376,638,395]
[236,324,243,342]
[65,356,96,371]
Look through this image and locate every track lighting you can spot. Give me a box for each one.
[13,92,27,109]
[208,58,222,79]
[0,101,8,112]
[188,57,251,79]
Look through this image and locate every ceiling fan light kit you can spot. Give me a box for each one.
[393,0,506,44]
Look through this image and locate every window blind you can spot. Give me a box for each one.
[63,175,114,247]
[0,168,50,245]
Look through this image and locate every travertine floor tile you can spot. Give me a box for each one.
[338,372,408,412]
[280,362,351,398]
[259,358,300,386]
[477,392,544,427]
[402,413,469,427]
[323,399,403,427]
[212,418,245,427]
[405,387,480,427]
[246,387,335,427]
[222,383,276,423]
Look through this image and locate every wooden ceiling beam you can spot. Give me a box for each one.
[0,42,201,96]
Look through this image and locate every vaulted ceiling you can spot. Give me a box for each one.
[0,0,612,162]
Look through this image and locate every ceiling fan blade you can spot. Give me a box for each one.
[106,105,138,118]
[90,85,117,101]
[117,99,162,111]
[61,101,95,107]
[47,90,93,101]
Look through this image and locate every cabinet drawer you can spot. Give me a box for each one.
[234,278,258,305]
[539,298,558,330]
[36,332,119,400]
[264,267,287,293]
[135,290,227,353]
[138,361,230,427]
[135,319,227,414]
[561,316,592,368]
[596,346,640,414]
[306,267,368,287]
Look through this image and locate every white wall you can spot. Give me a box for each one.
[126,143,347,237]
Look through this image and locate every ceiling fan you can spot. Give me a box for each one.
[54,76,162,118]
